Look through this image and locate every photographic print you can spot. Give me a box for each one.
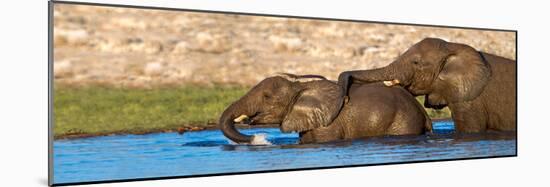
[49,2,517,185]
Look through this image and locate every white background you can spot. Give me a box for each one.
[0,0,548,186]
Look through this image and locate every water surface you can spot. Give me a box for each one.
[53,121,516,184]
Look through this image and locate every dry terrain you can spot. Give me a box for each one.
[53,4,516,88]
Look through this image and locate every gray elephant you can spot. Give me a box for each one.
[219,74,431,144]
[337,38,516,133]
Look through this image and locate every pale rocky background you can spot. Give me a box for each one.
[53,4,516,88]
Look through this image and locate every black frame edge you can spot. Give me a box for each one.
[48,1,54,186]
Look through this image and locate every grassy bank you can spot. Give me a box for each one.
[53,85,248,139]
[53,86,451,139]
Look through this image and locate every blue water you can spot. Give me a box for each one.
[53,121,516,184]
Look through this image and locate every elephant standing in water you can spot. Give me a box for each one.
[219,74,431,144]
[337,38,516,133]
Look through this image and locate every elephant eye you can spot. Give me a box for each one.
[413,61,419,65]
[263,93,271,99]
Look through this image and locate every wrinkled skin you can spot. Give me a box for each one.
[219,74,431,144]
[337,38,516,133]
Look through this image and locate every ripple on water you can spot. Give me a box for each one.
[53,121,516,184]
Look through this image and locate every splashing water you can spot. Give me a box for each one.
[251,134,272,145]
[227,133,272,145]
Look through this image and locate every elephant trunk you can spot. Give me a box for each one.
[352,62,412,85]
[219,102,254,144]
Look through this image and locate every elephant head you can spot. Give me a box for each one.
[219,74,344,144]
[339,38,491,109]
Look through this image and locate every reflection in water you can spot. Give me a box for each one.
[53,121,516,184]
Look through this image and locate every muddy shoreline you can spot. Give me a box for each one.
[53,123,280,140]
[54,118,452,140]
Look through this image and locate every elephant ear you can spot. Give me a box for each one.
[434,43,491,103]
[280,81,343,133]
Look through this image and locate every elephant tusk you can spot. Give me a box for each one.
[383,79,400,87]
[233,114,249,123]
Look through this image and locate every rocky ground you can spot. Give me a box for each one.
[53,4,516,88]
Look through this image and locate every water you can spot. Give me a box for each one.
[53,121,516,184]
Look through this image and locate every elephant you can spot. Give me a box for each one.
[219,73,431,144]
[337,38,516,133]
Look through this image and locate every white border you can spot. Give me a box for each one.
[2,0,550,187]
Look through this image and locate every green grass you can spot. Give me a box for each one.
[53,86,451,138]
[53,85,248,137]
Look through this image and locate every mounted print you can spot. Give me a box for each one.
[49,1,517,186]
